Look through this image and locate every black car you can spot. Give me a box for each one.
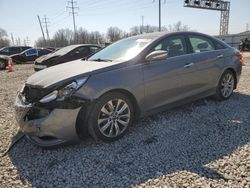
[34,44,101,71]
[0,46,31,56]
[11,48,52,64]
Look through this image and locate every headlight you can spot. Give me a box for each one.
[39,90,58,103]
[19,84,25,93]
[39,77,88,103]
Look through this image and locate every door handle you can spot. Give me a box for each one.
[217,54,224,59]
[184,62,194,68]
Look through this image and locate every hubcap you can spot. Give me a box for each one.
[221,73,234,98]
[98,99,130,138]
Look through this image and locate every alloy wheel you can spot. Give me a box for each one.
[97,99,131,138]
[220,73,234,98]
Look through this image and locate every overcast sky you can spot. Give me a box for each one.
[0,0,249,46]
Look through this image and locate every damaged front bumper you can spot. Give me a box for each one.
[14,92,82,147]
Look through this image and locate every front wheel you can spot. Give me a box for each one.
[0,60,7,70]
[88,92,134,142]
[215,70,236,100]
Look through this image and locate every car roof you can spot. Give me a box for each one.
[129,31,215,41]
[67,44,101,48]
[8,46,31,48]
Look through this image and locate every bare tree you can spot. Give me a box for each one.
[53,29,74,47]
[0,28,10,48]
[130,25,163,35]
[130,26,141,36]
[89,31,105,44]
[106,27,125,42]
[77,28,89,44]
[167,21,189,32]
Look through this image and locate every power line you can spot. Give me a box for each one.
[67,0,79,42]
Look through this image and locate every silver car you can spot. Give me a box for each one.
[15,32,243,147]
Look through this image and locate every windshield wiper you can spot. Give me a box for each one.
[91,58,113,62]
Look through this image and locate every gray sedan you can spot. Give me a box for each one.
[15,31,243,147]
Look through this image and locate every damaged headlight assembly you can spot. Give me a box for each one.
[39,77,88,103]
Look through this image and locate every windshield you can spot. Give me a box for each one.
[89,38,152,61]
[53,45,78,56]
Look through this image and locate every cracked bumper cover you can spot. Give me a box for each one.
[14,92,82,147]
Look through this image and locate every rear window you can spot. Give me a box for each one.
[188,35,215,53]
[90,46,100,53]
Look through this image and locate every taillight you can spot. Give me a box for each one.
[236,51,245,66]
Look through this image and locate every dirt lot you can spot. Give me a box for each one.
[0,55,250,187]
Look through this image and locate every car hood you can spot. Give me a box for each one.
[26,59,122,88]
[35,53,60,63]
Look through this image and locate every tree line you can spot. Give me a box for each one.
[0,28,10,48]
[0,21,189,48]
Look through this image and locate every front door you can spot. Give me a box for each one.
[143,35,197,111]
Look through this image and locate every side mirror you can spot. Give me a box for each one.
[145,50,168,62]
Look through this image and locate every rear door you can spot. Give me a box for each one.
[143,35,198,110]
[24,48,38,62]
[187,34,226,91]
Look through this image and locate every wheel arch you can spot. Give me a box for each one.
[75,88,141,140]
[99,88,141,119]
[225,68,237,89]
[217,67,238,89]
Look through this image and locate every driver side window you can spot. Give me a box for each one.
[153,36,187,58]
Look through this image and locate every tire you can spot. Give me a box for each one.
[215,70,236,100]
[87,92,134,142]
[0,61,6,70]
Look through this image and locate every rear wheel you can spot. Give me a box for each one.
[215,70,235,100]
[88,92,134,142]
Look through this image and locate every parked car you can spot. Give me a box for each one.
[15,31,243,147]
[34,44,101,71]
[0,55,10,70]
[0,46,31,56]
[11,48,52,64]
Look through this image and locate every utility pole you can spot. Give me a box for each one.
[11,33,15,46]
[153,0,166,32]
[42,15,50,40]
[67,0,79,43]
[37,15,46,44]
[246,23,249,31]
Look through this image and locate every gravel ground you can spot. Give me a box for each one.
[0,55,250,188]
